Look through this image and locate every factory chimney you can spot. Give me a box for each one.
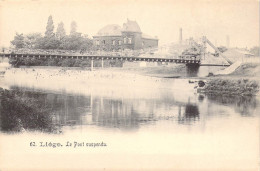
[226,35,230,48]
[179,28,182,44]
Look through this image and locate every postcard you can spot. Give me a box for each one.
[0,0,259,170]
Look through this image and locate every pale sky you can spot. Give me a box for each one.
[0,0,259,48]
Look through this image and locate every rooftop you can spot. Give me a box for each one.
[94,19,158,40]
[142,33,158,40]
[122,19,142,33]
[96,24,122,36]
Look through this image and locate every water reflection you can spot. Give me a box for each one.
[0,85,258,133]
[206,94,258,117]
[178,104,200,124]
[92,98,143,130]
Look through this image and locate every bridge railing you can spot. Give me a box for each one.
[0,48,202,64]
[2,48,143,56]
[1,47,162,58]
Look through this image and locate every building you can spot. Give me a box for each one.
[93,19,159,51]
[222,48,255,63]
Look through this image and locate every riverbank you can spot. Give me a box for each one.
[2,61,260,96]
[2,67,197,100]
[202,62,260,96]
[4,67,179,88]
[102,65,187,78]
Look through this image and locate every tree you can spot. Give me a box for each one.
[80,34,93,51]
[61,33,93,51]
[24,33,42,49]
[56,22,66,41]
[10,16,93,52]
[39,37,60,49]
[250,46,260,56]
[41,15,60,49]
[70,21,77,35]
[11,33,25,49]
[45,15,55,38]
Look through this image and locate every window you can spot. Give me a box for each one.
[119,40,122,45]
[96,40,100,45]
[128,38,132,44]
[124,37,127,44]
[103,40,106,44]
[112,40,115,45]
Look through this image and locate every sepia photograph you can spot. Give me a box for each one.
[0,0,259,170]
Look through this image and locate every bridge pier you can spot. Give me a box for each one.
[101,58,104,68]
[91,59,94,71]
[186,63,200,77]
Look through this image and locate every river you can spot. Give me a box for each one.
[0,68,259,170]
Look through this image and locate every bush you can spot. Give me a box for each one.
[60,59,75,67]
[204,78,259,96]
[79,60,90,67]
[47,58,59,66]
[0,89,59,133]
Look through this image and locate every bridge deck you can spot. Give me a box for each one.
[0,53,201,64]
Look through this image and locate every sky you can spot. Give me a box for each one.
[0,0,259,48]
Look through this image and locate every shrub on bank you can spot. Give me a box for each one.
[0,89,59,133]
[204,78,259,96]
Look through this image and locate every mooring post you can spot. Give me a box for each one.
[91,59,94,71]
[101,58,104,68]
